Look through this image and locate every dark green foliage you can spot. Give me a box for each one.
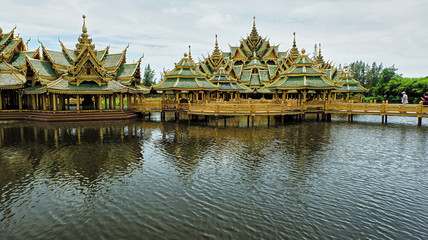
[142,64,156,87]
[348,61,428,103]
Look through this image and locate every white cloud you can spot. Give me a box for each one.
[2,0,427,78]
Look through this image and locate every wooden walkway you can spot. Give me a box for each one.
[130,99,428,126]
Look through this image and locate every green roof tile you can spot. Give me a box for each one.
[116,63,137,79]
[103,53,124,68]
[28,58,58,77]
[9,51,36,67]
[45,49,72,66]
[0,71,25,88]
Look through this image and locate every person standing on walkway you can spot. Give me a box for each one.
[401,92,408,105]
[422,93,428,105]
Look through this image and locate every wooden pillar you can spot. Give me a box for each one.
[113,94,116,109]
[247,116,250,127]
[36,94,40,110]
[0,91,3,110]
[251,115,255,127]
[224,117,226,127]
[76,94,80,112]
[31,95,36,110]
[52,93,57,111]
[18,93,23,110]
[418,117,422,126]
[215,116,218,127]
[120,93,124,109]
[175,111,179,121]
[97,95,102,110]
[42,95,47,110]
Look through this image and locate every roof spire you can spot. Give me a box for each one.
[315,43,325,65]
[188,45,192,60]
[75,14,95,55]
[82,14,87,33]
[289,32,300,61]
[212,34,222,58]
[293,32,296,47]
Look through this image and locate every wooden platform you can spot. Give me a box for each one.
[0,110,138,122]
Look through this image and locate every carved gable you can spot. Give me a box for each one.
[67,47,107,86]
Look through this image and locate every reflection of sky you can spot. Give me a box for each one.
[2,0,428,78]
[1,117,428,239]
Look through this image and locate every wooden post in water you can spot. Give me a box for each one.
[252,115,255,127]
[247,116,250,127]
[281,115,284,125]
[268,116,270,126]
[215,116,219,127]
[418,117,422,126]
[175,111,179,122]
[224,117,226,127]
[316,113,320,122]
[382,115,385,124]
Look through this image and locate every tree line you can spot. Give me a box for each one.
[348,61,428,103]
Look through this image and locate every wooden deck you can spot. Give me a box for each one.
[0,109,137,122]
[1,99,427,124]
[130,99,428,126]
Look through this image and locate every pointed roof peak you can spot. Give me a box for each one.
[250,16,259,39]
[293,32,296,47]
[188,45,192,60]
[82,14,87,34]
[212,34,222,57]
[75,14,95,55]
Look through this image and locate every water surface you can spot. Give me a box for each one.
[1,115,427,239]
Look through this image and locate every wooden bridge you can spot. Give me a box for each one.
[129,99,428,126]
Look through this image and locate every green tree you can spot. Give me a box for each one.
[142,64,156,87]
[372,65,398,99]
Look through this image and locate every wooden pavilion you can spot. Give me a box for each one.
[153,48,217,103]
[21,15,149,112]
[333,69,369,102]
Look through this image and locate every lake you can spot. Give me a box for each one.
[1,114,427,239]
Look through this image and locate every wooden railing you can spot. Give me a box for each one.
[128,99,428,117]
[326,101,428,116]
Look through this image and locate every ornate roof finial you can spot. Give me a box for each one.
[26,37,31,48]
[293,32,296,47]
[82,14,87,33]
[215,34,219,50]
[253,16,256,28]
[188,45,192,59]
[318,43,322,56]
[75,14,94,55]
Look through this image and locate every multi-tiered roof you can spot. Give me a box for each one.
[153,48,217,92]
[334,69,368,93]
[23,15,149,95]
[0,26,39,90]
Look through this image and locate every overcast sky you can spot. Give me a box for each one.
[2,0,427,79]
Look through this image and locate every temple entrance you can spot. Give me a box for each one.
[82,95,95,110]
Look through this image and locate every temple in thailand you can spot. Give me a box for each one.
[0,15,149,121]
[155,17,367,105]
[7,16,426,125]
